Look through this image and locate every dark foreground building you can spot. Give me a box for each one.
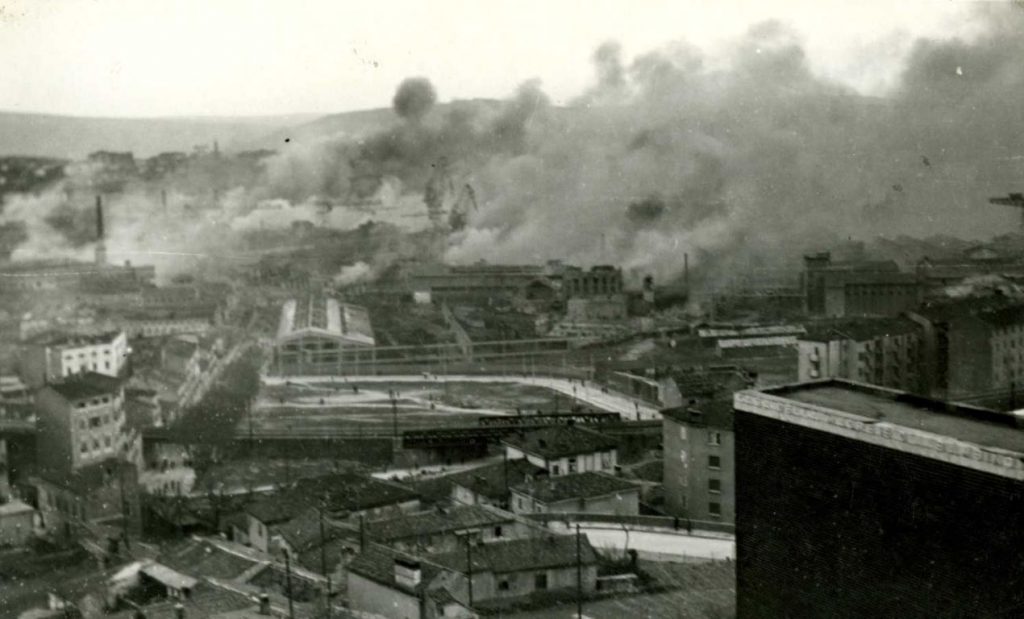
[734,380,1024,618]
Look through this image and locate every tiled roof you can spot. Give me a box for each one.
[367,505,514,542]
[800,317,921,343]
[28,329,122,348]
[38,458,135,493]
[347,544,447,596]
[244,497,306,525]
[446,459,547,501]
[277,507,357,552]
[511,472,640,504]
[296,473,419,514]
[158,540,259,581]
[661,399,734,430]
[47,372,124,400]
[501,426,618,459]
[246,473,419,523]
[429,534,597,575]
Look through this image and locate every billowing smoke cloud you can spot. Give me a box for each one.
[445,5,1024,287]
[4,4,1024,294]
[393,77,438,121]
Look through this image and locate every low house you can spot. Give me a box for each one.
[246,473,420,554]
[501,426,619,477]
[448,460,547,509]
[245,499,308,554]
[34,459,141,543]
[368,505,534,554]
[347,544,471,619]
[0,498,36,546]
[273,506,360,577]
[428,534,599,607]
[510,472,640,516]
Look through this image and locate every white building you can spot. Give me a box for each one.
[20,330,129,388]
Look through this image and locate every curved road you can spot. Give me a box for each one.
[262,374,662,421]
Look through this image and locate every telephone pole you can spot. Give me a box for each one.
[284,550,296,619]
[319,497,331,618]
[576,524,583,619]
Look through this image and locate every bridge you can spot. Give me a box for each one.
[143,415,660,448]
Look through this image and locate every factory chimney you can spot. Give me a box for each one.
[95,195,107,266]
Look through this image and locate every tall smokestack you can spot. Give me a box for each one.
[684,253,689,290]
[95,195,107,266]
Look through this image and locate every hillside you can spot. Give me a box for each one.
[0,112,317,159]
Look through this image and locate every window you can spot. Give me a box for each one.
[534,573,548,590]
[708,455,721,469]
[709,502,722,517]
[104,436,111,448]
[709,432,722,446]
[550,464,560,475]
[709,479,722,494]
[568,458,577,473]
[494,526,503,538]
[80,442,88,454]
[498,579,510,591]
[90,417,101,428]
[678,426,687,440]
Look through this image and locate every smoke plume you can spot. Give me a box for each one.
[393,77,438,121]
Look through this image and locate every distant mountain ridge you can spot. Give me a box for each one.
[0,100,508,160]
[0,111,318,159]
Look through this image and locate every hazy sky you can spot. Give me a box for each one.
[0,0,979,118]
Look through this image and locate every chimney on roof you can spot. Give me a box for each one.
[394,558,422,588]
[258,593,271,615]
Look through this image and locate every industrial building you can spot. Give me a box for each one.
[272,296,376,374]
[803,252,921,318]
[734,380,1024,618]
[0,196,155,293]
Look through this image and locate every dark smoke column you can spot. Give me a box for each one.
[392,77,437,121]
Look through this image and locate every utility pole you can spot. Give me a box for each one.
[284,549,296,619]
[319,496,331,618]
[466,536,474,608]
[576,524,583,619]
[390,390,399,443]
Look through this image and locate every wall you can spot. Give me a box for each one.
[248,514,273,553]
[663,419,734,522]
[34,388,73,473]
[736,410,1024,618]
[471,565,597,601]
[348,571,422,619]
[0,503,35,546]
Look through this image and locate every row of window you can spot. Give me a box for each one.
[78,411,119,429]
[678,427,724,446]
[63,348,114,362]
[80,435,113,454]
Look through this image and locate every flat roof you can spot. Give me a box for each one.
[736,380,1024,480]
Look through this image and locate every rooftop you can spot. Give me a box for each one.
[47,372,124,401]
[277,296,375,345]
[38,458,135,492]
[347,543,447,596]
[367,505,515,542]
[27,329,123,348]
[429,534,597,575]
[502,426,619,459]
[511,472,640,504]
[662,399,734,430]
[800,316,921,343]
[276,506,356,552]
[738,380,1024,479]
[247,473,419,522]
[446,459,547,501]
